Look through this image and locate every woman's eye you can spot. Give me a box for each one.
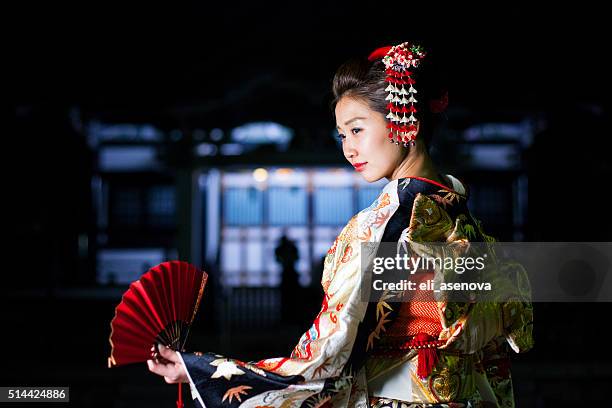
[336,128,360,141]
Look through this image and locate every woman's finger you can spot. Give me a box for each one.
[147,359,179,378]
[163,376,181,384]
[157,344,180,363]
[153,353,172,365]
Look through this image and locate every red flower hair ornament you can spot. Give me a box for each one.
[368,42,448,147]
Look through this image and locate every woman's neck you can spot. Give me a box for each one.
[388,147,442,184]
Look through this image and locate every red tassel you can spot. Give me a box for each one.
[176,382,184,408]
[415,333,439,379]
[417,347,438,379]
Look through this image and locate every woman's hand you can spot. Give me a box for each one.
[147,344,189,384]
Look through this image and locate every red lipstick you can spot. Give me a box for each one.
[353,162,367,172]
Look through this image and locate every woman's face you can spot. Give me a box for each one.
[335,96,407,182]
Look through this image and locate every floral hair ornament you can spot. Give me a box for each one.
[368,42,427,147]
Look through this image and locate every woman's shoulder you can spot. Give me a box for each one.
[396,174,468,199]
[394,174,469,215]
[402,175,496,243]
[353,174,472,229]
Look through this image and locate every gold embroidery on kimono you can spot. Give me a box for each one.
[177,176,533,408]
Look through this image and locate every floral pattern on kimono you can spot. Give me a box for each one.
[177,175,533,408]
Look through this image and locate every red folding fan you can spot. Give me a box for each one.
[108,260,208,407]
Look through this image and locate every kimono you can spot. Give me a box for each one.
[177,175,534,408]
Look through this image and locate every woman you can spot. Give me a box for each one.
[148,41,533,408]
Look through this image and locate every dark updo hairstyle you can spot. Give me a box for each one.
[330,41,449,152]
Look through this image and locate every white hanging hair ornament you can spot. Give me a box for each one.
[368,42,427,147]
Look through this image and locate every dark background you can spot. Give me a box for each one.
[6,2,612,407]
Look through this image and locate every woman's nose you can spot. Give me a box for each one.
[344,149,357,161]
[343,139,357,160]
